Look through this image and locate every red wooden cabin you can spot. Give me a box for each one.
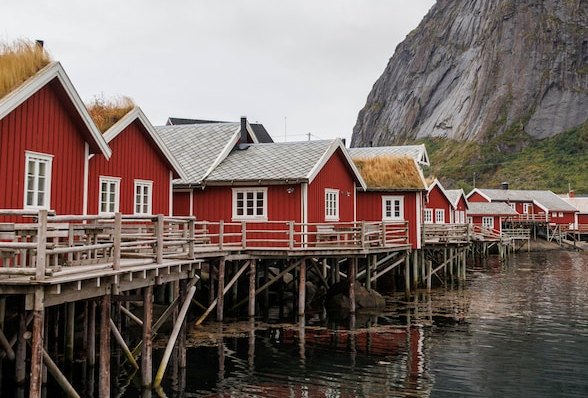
[0,62,111,216]
[467,188,577,226]
[424,179,453,225]
[445,189,469,224]
[88,108,186,216]
[349,151,427,250]
[466,202,518,234]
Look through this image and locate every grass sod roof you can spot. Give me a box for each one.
[0,39,52,100]
[86,95,135,133]
[352,155,425,190]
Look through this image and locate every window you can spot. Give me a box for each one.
[523,203,531,214]
[457,210,465,224]
[382,196,403,221]
[558,212,563,217]
[134,180,153,215]
[99,177,120,214]
[24,152,53,209]
[467,216,473,224]
[232,188,267,220]
[482,217,494,229]
[435,209,445,224]
[424,209,433,224]
[325,189,339,221]
[509,203,516,211]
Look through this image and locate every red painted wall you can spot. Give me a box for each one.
[469,215,503,233]
[548,211,575,225]
[356,191,419,249]
[578,214,588,225]
[0,84,87,214]
[467,192,489,203]
[426,185,452,223]
[173,191,191,216]
[307,149,355,223]
[88,120,171,215]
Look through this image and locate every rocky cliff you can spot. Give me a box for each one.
[352,0,588,147]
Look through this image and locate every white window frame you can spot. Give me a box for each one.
[424,209,433,224]
[482,216,494,229]
[134,179,153,215]
[98,176,120,215]
[558,212,563,217]
[467,216,473,224]
[325,189,340,221]
[382,196,404,221]
[232,187,268,221]
[435,209,445,224]
[523,203,531,214]
[24,151,53,210]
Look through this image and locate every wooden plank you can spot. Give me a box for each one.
[99,294,111,398]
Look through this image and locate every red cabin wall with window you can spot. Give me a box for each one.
[577,213,588,225]
[88,120,171,215]
[425,185,452,224]
[453,196,468,223]
[307,149,355,223]
[469,215,503,233]
[548,211,575,225]
[0,83,87,215]
[356,191,420,249]
[467,192,489,203]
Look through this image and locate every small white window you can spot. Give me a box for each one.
[509,203,516,211]
[424,209,433,224]
[435,209,445,224]
[482,216,494,229]
[325,189,339,221]
[382,196,403,221]
[24,151,53,209]
[134,180,153,215]
[232,188,267,220]
[467,216,473,224]
[523,203,531,214]
[99,177,120,214]
[558,212,563,217]
[457,210,465,224]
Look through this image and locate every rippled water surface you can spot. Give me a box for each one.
[142,251,588,397]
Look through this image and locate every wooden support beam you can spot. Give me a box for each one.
[248,260,256,318]
[142,286,153,388]
[41,348,81,398]
[99,294,111,398]
[29,289,45,398]
[109,318,139,370]
[404,254,410,295]
[120,304,143,327]
[87,301,96,368]
[426,260,432,291]
[298,260,306,317]
[178,280,187,369]
[16,308,26,385]
[216,258,226,322]
[0,328,15,360]
[153,285,196,388]
[65,302,75,365]
[370,257,405,282]
[196,261,250,326]
[349,258,357,314]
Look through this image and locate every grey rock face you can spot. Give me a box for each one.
[352,0,588,146]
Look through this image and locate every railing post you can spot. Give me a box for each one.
[241,222,247,249]
[219,221,224,250]
[360,222,365,248]
[113,213,121,270]
[156,215,164,264]
[188,218,195,258]
[381,222,386,246]
[35,209,48,280]
[288,221,294,249]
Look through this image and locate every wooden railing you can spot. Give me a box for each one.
[1,210,411,280]
[422,223,470,244]
[469,225,504,241]
[507,212,549,223]
[502,228,531,240]
[0,210,196,280]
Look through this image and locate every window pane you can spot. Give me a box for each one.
[38,162,46,177]
[37,192,44,206]
[26,192,34,206]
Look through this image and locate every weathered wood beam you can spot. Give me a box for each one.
[142,286,153,388]
[109,319,139,370]
[119,304,143,327]
[99,294,111,398]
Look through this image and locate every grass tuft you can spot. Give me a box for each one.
[0,39,52,99]
[86,95,135,132]
[353,155,425,189]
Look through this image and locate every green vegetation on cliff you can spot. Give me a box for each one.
[417,121,588,194]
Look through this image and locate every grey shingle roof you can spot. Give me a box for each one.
[205,140,335,182]
[475,189,577,212]
[560,197,588,213]
[166,117,274,143]
[155,123,240,184]
[445,189,467,208]
[467,202,518,216]
[348,145,429,165]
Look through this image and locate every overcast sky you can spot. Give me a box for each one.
[1,0,434,142]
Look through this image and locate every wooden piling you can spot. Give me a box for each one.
[29,289,45,398]
[404,254,410,295]
[298,260,306,317]
[87,300,96,368]
[99,294,111,398]
[178,280,187,369]
[16,308,26,386]
[142,286,153,388]
[349,258,356,314]
[426,260,432,291]
[65,301,75,365]
[217,258,226,322]
[248,260,256,318]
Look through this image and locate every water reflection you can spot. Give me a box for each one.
[129,250,588,398]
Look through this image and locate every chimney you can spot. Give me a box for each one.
[341,138,347,147]
[569,190,575,198]
[501,182,509,190]
[35,40,44,49]
[240,116,248,143]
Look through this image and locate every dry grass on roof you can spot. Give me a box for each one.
[87,95,135,132]
[0,39,52,99]
[353,155,424,190]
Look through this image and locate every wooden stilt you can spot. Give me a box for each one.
[365,256,372,290]
[404,254,410,295]
[16,307,26,386]
[178,280,187,369]
[65,301,75,365]
[248,260,256,318]
[217,258,226,322]
[349,258,356,314]
[142,286,153,388]
[87,300,96,368]
[426,260,432,291]
[298,260,306,317]
[99,294,111,398]
[412,251,418,289]
[29,289,45,398]
[41,348,81,398]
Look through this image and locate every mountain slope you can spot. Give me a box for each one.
[352,0,588,147]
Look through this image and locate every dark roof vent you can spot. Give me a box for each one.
[238,116,250,150]
[501,182,509,190]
